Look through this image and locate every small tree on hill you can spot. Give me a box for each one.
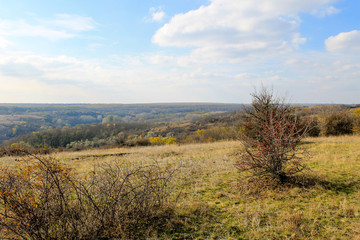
[237,88,308,184]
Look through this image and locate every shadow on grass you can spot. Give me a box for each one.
[238,172,360,197]
[282,174,360,195]
[70,152,131,160]
[321,180,360,194]
[299,141,316,146]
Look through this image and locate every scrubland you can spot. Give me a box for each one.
[1,136,360,239]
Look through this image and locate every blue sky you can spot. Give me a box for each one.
[0,0,359,103]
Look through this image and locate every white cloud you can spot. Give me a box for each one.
[88,43,103,49]
[152,11,166,22]
[149,7,166,22]
[325,30,360,53]
[282,51,360,102]
[145,54,176,65]
[0,37,11,49]
[0,19,75,40]
[292,33,307,48]
[153,0,338,60]
[0,14,98,42]
[312,5,340,17]
[0,62,43,78]
[0,47,359,104]
[48,14,98,31]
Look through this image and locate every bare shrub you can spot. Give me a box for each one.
[0,152,181,239]
[3,145,29,157]
[306,117,321,137]
[298,116,321,137]
[236,88,308,184]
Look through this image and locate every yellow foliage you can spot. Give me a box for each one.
[149,137,177,145]
[149,137,165,145]
[165,137,177,145]
[353,108,360,117]
[353,126,360,135]
[196,129,205,136]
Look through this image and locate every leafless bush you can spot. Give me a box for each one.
[236,88,308,184]
[0,152,181,239]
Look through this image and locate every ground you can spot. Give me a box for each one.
[1,136,360,239]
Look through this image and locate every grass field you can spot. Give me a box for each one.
[1,136,360,239]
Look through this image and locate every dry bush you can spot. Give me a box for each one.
[323,112,354,136]
[2,145,29,157]
[237,88,308,184]
[0,144,53,157]
[299,116,321,137]
[0,152,181,239]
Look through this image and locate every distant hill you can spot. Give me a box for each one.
[0,103,244,144]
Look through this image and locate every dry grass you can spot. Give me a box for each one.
[1,137,360,239]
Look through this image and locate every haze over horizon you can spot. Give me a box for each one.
[0,0,359,104]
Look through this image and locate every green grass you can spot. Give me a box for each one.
[1,136,360,239]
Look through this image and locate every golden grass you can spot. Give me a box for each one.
[1,136,360,239]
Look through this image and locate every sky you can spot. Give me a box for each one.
[0,0,359,104]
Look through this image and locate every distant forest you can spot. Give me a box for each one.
[1,103,360,153]
[0,103,244,144]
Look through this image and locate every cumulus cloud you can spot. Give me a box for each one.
[153,0,338,60]
[325,30,360,53]
[149,7,166,22]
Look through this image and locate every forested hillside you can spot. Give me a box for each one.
[1,103,360,153]
[0,103,243,144]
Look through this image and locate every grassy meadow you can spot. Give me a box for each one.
[1,136,360,239]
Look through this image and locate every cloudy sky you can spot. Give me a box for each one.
[0,0,359,103]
